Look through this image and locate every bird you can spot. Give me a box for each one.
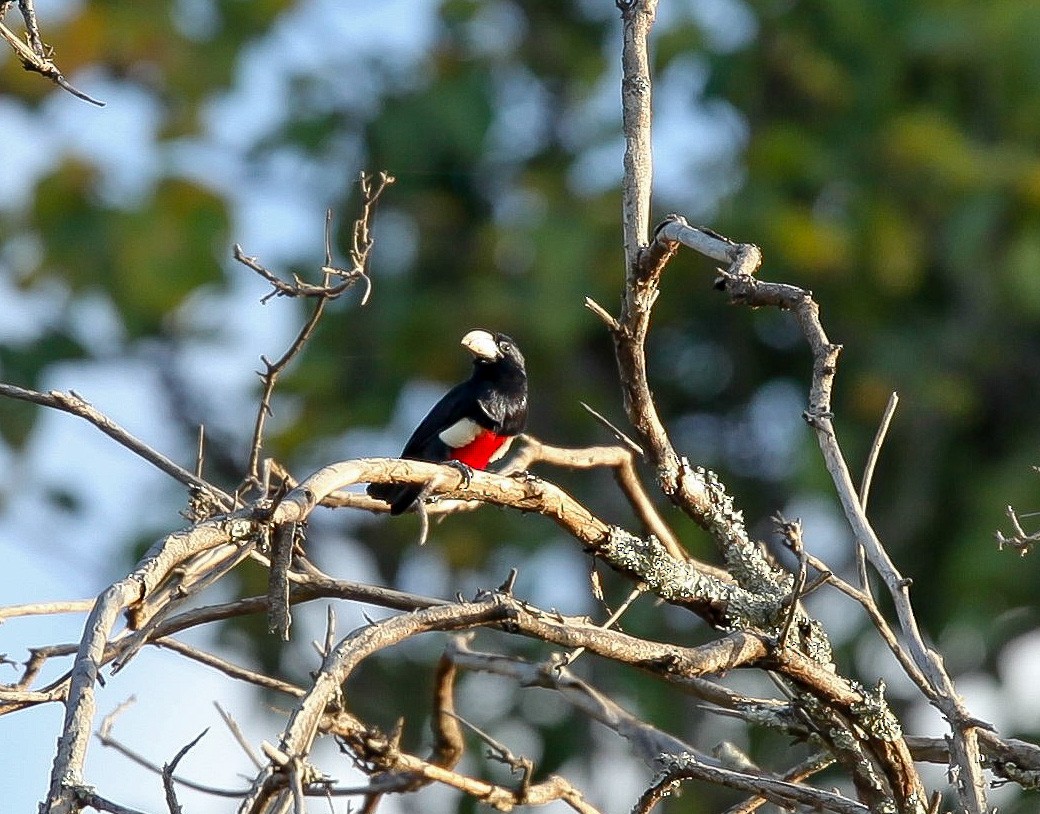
[367,329,528,515]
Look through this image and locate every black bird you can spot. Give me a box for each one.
[368,329,528,515]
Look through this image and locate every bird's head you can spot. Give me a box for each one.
[461,329,526,372]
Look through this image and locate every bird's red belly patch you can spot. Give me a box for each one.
[450,430,510,469]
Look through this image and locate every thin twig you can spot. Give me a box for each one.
[214,702,264,770]
[348,171,395,305]
[997,499,1040,555]
[558,583,645,667]
[0,13,104,104]
[633,753,868,814]
[96,700,247,799]
[446,637,704,769]
[443,709,534,790]
[0,598,96,622]
[580,401,644,457]
[195,424,206,479]
[857,391,897,588]
[773,514,806,649]
[239,176,392,485]
[156,638,305,697]
[241,261,335,485]
[320,605,337,658]
[163,728,209,814]
[0,384,231,507]
[859,391,899,512]
[801,552,935,699]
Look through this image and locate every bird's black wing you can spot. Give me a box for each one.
[399,379,488,458]
[367,380,484,514]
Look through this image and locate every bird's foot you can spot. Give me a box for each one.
[446,459,475,488]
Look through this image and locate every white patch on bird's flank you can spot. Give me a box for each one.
[461,329,500,360]
[439,418,482,448]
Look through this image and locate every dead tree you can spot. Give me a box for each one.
[3,2,1039,814]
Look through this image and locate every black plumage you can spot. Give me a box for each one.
[368,330,527,515]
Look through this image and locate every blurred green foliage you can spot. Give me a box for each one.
[4,1,1040,810]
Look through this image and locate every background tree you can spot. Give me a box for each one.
[3,1,1040,813]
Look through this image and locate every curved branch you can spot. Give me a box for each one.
[279,457,744,625]
[634,752,867,814]
[42,520,235,813]
[445,637,707,770]
[707,254,985,813]
[507,435,687,562]
[239,595,766,814]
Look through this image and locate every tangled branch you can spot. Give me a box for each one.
[2,3,1034,814]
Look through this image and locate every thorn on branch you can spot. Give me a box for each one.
[801,409,833,429]
[498,568,518,595]
[0,11,105,106]
[162,728,209,814]
[584,296,621,332]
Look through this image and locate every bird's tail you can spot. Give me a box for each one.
[367,482,421,516]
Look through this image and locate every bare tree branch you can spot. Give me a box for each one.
[706,252,987,812]
[242,597,622,814]
[6,2,1034,811]
[445,637,705,770]
[0,384,232,509]
[238,173,393,488]
[155,638,305,697]
[214,702,265,770]
[0,598,96,622]
[634,751,868,814]
[95,700,247,799]
[860,391,899,512]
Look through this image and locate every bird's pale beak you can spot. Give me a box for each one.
[461,329,501,361]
